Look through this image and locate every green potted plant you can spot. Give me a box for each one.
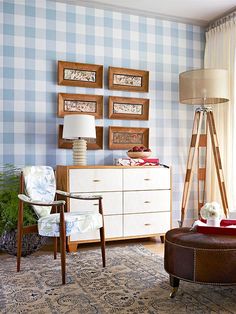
[0,164,47,256]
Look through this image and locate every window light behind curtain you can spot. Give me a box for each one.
[204,12,236,212]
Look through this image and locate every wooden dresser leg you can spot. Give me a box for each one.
[160,235,165,243]
[67,243,78,253]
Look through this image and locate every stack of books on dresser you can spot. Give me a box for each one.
[114,157,160,166]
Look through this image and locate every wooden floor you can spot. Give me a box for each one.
[106,237,164,256]
[140,237,164,256]
[75,236,164,257]
[0,237,164,259]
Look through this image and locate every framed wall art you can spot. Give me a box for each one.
[58,93,103,119]
[108,66,149,92]
[109,126,149,150]
[58,125,103,150]
[108,96,149,120]
[58,61,103,88]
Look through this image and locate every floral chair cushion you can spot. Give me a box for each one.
[38,211,103,237]
[23,166,56,218]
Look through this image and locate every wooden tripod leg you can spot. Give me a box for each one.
[180,110,204,226]
[207,111,229,217]
[197,122,208,215]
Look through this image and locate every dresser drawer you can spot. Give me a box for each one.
[70,192,122,215]
[124,190,170,214]
[69,169,122,192]
[123,168,170,190]
[124,212,170,237]
[70,215,123,241]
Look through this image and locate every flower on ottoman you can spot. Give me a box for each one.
[200,202,222,226]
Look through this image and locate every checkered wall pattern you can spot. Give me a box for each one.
[0,0,205,225]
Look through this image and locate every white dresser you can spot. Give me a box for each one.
[57,165,171,252]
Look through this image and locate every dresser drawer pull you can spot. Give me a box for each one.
[144,223,151,226]
[93,179,101,182]
[144,201,151,204]
[93,203,99,206]
[144,178,151,181]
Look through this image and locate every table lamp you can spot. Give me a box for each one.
[179,68,229,226]
[63,114,96,165]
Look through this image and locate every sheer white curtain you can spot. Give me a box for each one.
[204,19,236,213]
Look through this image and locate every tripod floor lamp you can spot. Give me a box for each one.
[179,69,229,227]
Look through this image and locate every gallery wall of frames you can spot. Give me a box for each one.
[57,61,150,151]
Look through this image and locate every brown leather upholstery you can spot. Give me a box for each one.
[164,228,236,284]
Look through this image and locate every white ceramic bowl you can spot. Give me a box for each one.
[127,151,152,159]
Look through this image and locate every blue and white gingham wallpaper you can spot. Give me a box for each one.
[0,0,205,225]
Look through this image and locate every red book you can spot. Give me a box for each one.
[138,158,159,163]
[220,219,236,227]
[135,158,159,166]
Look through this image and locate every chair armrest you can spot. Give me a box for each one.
[56,190,102,200]
[18,194,65,206]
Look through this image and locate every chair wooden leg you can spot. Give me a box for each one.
[54,237,57,259]
[16,226,22,272]
[60,239,66,285]
[17,196,24,272]
[100,227,106,267]
[60,206,66,284]
[98,198,106,267]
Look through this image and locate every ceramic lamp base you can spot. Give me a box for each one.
[72,139,87,165]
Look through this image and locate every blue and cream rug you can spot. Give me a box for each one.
[1,245,236,313]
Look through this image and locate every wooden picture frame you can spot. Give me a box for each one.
[108,66,149,92]
[58,125,103,150]
[58,61,103,88]
[109,126,149,150]
[58,93,103,119]
[108,96,149,120]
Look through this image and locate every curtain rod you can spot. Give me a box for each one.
[206,7,236,31]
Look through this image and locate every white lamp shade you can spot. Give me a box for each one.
[63,114,96,139]
[179,69,229,105]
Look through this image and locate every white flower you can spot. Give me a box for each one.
[200,202,222,219]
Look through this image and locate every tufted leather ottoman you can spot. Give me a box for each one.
[164,227,236,297]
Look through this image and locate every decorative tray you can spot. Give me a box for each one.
[196,219,236,235]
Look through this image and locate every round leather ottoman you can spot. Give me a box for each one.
[164,227,236,297]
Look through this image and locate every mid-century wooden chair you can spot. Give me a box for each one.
[17,166,105,284]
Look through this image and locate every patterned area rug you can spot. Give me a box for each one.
[1,244,236,313]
